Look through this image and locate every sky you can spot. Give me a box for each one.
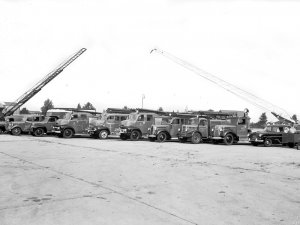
[0,0,300,122]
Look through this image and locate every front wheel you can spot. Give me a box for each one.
[157,132,167,142]
[130,130,141,141]
[288,143,295,148]
[11,127,21,136]
[62,128,74,138]
[264,138,272,147]
[224,133,234,145]
[191,132,202,144]
[34,128,44,137]
[98,130,109,139]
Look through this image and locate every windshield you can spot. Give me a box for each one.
[63,112,72,120]
[128,114,138,121]
[188,118,198,125]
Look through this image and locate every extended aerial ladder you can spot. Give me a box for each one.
[151,48,296,124]
[1,48,87,120]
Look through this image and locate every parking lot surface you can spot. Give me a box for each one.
[0,135,300,225]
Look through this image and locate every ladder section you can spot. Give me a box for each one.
[3,48,87,116]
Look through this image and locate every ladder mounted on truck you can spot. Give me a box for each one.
[1,48,87,119]
[151,48,295,124]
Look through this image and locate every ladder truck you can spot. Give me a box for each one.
[150,48,296,125]
[0,48,86,121]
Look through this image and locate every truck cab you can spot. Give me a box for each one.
[53,111,100,138]
[148,116,190,142]
[30,109,70,137]
[211,114,251,145]
[87,113,129,139]
[119,112,159,141]
[7,115,45,136]
[179,117,229,144]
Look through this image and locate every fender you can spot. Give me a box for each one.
[97,127,111,135]
[157,130,171,139]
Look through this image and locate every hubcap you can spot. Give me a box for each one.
[101,132,108,138]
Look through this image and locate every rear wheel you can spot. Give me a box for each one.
[98,130,109,139]
[288,143,295,148]
[264,138,272,147]
[34,128,44,137]
[11,127,21,136]
[130,130,141,141]
[157,132,167,142]
[62,128,73,138]
[224,133,234,145]
[191,132,202,144]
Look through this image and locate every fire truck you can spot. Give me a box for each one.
[0,48,86,133]
[53,109,101,138]
[119,109,169,141]
[30,109,70,136]
[147,114,192,142]
[87,108,133,139]
[177,111,234,144]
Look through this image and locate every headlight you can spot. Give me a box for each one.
[178,128,181,132]
[148,128,150,131]
[258,133,262,137]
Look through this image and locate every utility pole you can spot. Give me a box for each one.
[142,94,145,108]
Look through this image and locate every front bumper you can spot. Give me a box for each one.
[53,126,62,134]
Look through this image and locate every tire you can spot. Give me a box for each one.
[288,143,295,148]
[34,128,44,137]
[148,137,156,142]
[11,127,21,136]
[120,134,127,140]
[98,130,109,139]
[130,130,141,141]
[178,137,187,143]
[224,133,234,145]
[157,132,167,142]
[191,132,202,144]
[62,128,74,138]
[264,138,272,147]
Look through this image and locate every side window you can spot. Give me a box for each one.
[146,115,153,121]
[279,127,284,132]
[72,114,79,120]
[107,116,114,121]
[238,118,246,125]
[27,117,33,122]
[137,115,144,121]
[115,116,120,121]
[49,117,56,122]
[172,119,180,124]
[121,116,127,121]
[199,120,207,126]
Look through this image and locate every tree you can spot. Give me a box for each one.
[292,114,298,122]
[82,102,96,110]
[20,108,29,114]
[158,107,163,112]
[256,112,268,128]
[123,106,128,110]
[41,99,54,115]
[77,103,82,110]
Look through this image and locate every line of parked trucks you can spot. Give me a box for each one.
[1,107,299,149]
